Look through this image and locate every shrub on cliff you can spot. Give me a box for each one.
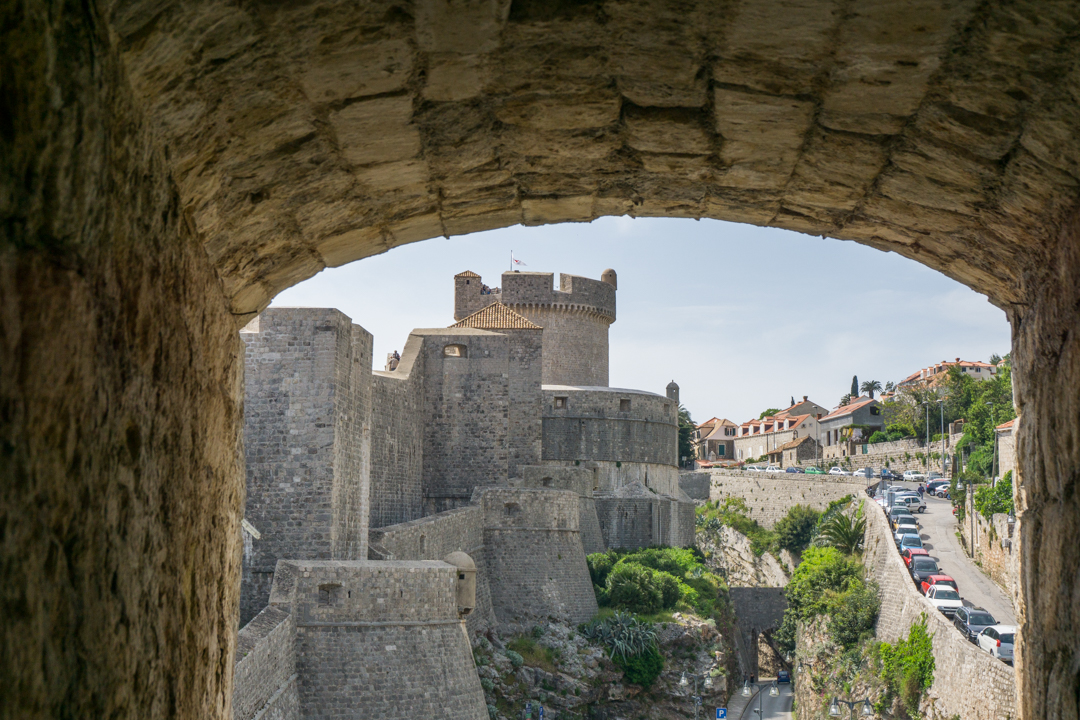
[587,550,617,586]
[875,614,935,716]
[974,471,1014,520]
[774,504,821,553]
[606,563,664,614]
[614,645,664,688]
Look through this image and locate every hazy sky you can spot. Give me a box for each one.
[272,217,1011,424]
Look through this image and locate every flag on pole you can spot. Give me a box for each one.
[511,251,527,269]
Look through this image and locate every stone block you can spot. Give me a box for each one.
[497,91,622,131]
[330,96,421,166]
[299,40,413,103]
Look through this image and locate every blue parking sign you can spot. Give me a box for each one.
[716,709,727,719]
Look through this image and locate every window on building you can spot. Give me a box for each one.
[870,407,880,416]
[620,398,631,412]
[443,344,467,358]
[318,584,342,606]
[718,445,725,456]
[554,396,567,409]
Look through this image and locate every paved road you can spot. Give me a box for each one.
[730,678,793,720]
[883,483,1016,625]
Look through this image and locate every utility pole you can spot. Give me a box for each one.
[987,401,997,483]
[939,399,946,476]
[924,403,930,474]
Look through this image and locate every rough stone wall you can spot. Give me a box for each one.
[516,307,611,387]
[728,588,788,681]
[543,459,679,496]
[503,328,544,479]
[370,334,424,528]
[699,526,793,588]
[863,499,1016,720]
[519,467,605,555]
[595,496,657,550]
[241,309,372,623]
[708,473,865,528]
[680,471,713,501]
[0,7,245,718]
[415,329,510,512]
[480,489,598,625]
[269,561,487,720]
[541,387,678,472]
[959,498,1019,602]
[367,505,496,633]
[232,607,299,720]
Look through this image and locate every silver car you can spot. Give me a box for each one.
[977,625,1015,663]
[894,495,927,513]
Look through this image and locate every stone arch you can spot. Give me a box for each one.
[5,3,1080,720]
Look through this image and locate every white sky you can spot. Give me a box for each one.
[272,217,1011,424]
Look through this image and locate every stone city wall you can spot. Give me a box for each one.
[679,471,712,501]
[707,472,865,528]
[240,309,372,624]
[270,561,487,720]
[367,505,494,633]
[543,459,679,496]
[863,499,1016,720]
[520,466,605,555]
[541,387,678,472]
[594,484,695,550]
[233,606,299,720]
[369,334,424,528]
[959,496,1019,602]
[519,307,611,387]
[503,327,544,479]
[480,488,598,626]
[415,329,511,512]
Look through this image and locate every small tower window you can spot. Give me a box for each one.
[554,396,567,409]
[318,583,342,606]
[620,398,631,412]
[444,344,467,358]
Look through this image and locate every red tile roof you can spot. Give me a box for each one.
[996,418,1017,431]
[450,302,541,330]
[819,396,876,421]
[455,270,481,278]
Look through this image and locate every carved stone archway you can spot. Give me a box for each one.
[3,1,1080,718]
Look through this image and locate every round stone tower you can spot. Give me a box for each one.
[497,270,616,387]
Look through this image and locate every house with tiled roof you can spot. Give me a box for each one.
[731,400,828,464]
[765,435,822,467]
[818,396,884,456]
[897,358,1000,388]
[693,418,738,462]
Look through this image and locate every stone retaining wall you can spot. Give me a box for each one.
[959,496,1019,602]
[707,472,865,528]
[863,499,1016,720]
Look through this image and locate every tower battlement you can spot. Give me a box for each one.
[454,269,618,387]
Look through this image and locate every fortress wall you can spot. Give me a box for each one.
[272,561,487,720]
[241,309,373,624]
[541,388,678,471]
[368,506,495,632]
[479,488,598,625]
[518,308,610,386]
[544,459,679,496]
[233,606,298,720]
[503,328,544,479]
[708,473,865,528]
[416,330,510,512]
[520,466,605,555]
[370,335,425,528]
[595,496,657,549]
[679,471,713,501]
[863,500,1016,720]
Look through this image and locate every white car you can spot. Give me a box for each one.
[894,523,920,544]
[764,465,782,473]
[977,625,1016,663]
[903,470,926,481]
[926,585,964,617]
[745,465,764,472]
[828,467,851,476]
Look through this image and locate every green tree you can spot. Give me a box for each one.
[758,407,780,419]
[817,511,866,554]
[678,404,695,465]
[989,353,1002,365]
[839,393,852,407]
[774,505,821,553]
[860,379,882,399]
[851,375,859,397]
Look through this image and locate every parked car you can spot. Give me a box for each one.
[879,468,903,481]
[903,469,926,481]
[926,471,944,482]
[785,466,805,473]
[894,522,920,545]
[910,556,941,585]
[926,480,949,494]
[895,495,927,513]
[920,574,958,596]
[902,547,930,568]
[953,607,997,642]
[977,625,1016,663]
[899,534,924,552]
[746,465,764,472]
[888,506,914,527]
[764,465,782,473]
[804,466,825,475]
[926,585,964,617]
[777,669,791,684]
[851,467,874,480]
[828,467,851,476]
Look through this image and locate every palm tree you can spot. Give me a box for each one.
[860,380,882,399]
[885,381,896,393]
[818,512,866,554]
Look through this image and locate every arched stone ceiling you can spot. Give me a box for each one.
[111,0,1080,318]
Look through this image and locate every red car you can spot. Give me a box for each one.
[920,574,958,596]
[902,547,930,568]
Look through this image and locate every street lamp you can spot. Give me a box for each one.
[741,678,780,718]
[938,398,946,477]
[680,672,714,720]
[829,697,875,718]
